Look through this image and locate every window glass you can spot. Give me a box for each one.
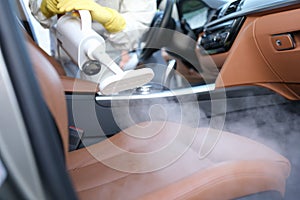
[181,0,209,29]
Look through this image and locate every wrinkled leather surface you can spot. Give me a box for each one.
[67,122,290,200]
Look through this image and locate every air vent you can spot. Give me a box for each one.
[224,0,241,16]
[210,8,222,22]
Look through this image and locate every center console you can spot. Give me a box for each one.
[198,0,245,55]
[199,17,244,54]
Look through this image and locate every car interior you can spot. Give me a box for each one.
[1,0,300,199]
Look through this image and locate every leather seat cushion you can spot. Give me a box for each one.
[67,121,290,200]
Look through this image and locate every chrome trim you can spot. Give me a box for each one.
[96,84,216,101]
[206,0,299,28]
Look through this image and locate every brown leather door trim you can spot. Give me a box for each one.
[215,17,282,87]
[215,8,300,100]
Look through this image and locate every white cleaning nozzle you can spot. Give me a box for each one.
[88,48,154,94]
[56,10,154,95]
[100,68,154,95]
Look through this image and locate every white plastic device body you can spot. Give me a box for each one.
[56,10,154,95]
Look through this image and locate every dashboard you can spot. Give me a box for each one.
[196,0,300,100]
[199,0,299,55]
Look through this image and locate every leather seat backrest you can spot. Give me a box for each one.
[24,32,69,156]
[26,35,66,76]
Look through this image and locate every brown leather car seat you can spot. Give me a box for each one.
[25,33,291,200]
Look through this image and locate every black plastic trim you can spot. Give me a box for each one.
[199,17,245,55]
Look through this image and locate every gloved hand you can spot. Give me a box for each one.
[40,0,62,18]
[57,0,126,33]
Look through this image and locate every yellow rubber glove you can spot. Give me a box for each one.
[57,0,126,33]
[40,0,62,18]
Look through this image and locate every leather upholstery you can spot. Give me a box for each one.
[25,32,291,199]
[26,39,69,156]
[67,122,290,200]
[24,33,67,76]
[60,76,99,94]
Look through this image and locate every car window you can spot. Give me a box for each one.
[181,0,209,29]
